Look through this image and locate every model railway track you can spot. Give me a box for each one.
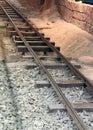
[0,0,93,130]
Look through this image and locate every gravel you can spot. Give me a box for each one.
[79,111,93,129]
[47,68,77,81]
[0,60,77,130]
[0,59,93,130]
[0,61,19,130]
[61,87,93,104]
[7,61,78,130]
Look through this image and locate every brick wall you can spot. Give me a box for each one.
[55,0,93,34]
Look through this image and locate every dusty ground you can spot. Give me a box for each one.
[0,21,21,62]
[1,0,93,81]
[16,1,93,59]
[29,9,93,58]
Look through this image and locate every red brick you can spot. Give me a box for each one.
[90,26,93,34]
[71,18,86,29]
[73,11,86,21]
[86,13,93,25]
[60,5,73,22]
[55,0,93,34]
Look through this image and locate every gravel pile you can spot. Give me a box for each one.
[0,60,93,130]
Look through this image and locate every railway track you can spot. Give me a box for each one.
[0,0,93,129]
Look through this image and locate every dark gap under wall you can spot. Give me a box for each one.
[40,0,45,5]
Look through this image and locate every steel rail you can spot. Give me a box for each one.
[0,1,88,130]
[5,0,93,91]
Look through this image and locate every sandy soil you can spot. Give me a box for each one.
[28,9,93,58]
[16,2,93,60]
